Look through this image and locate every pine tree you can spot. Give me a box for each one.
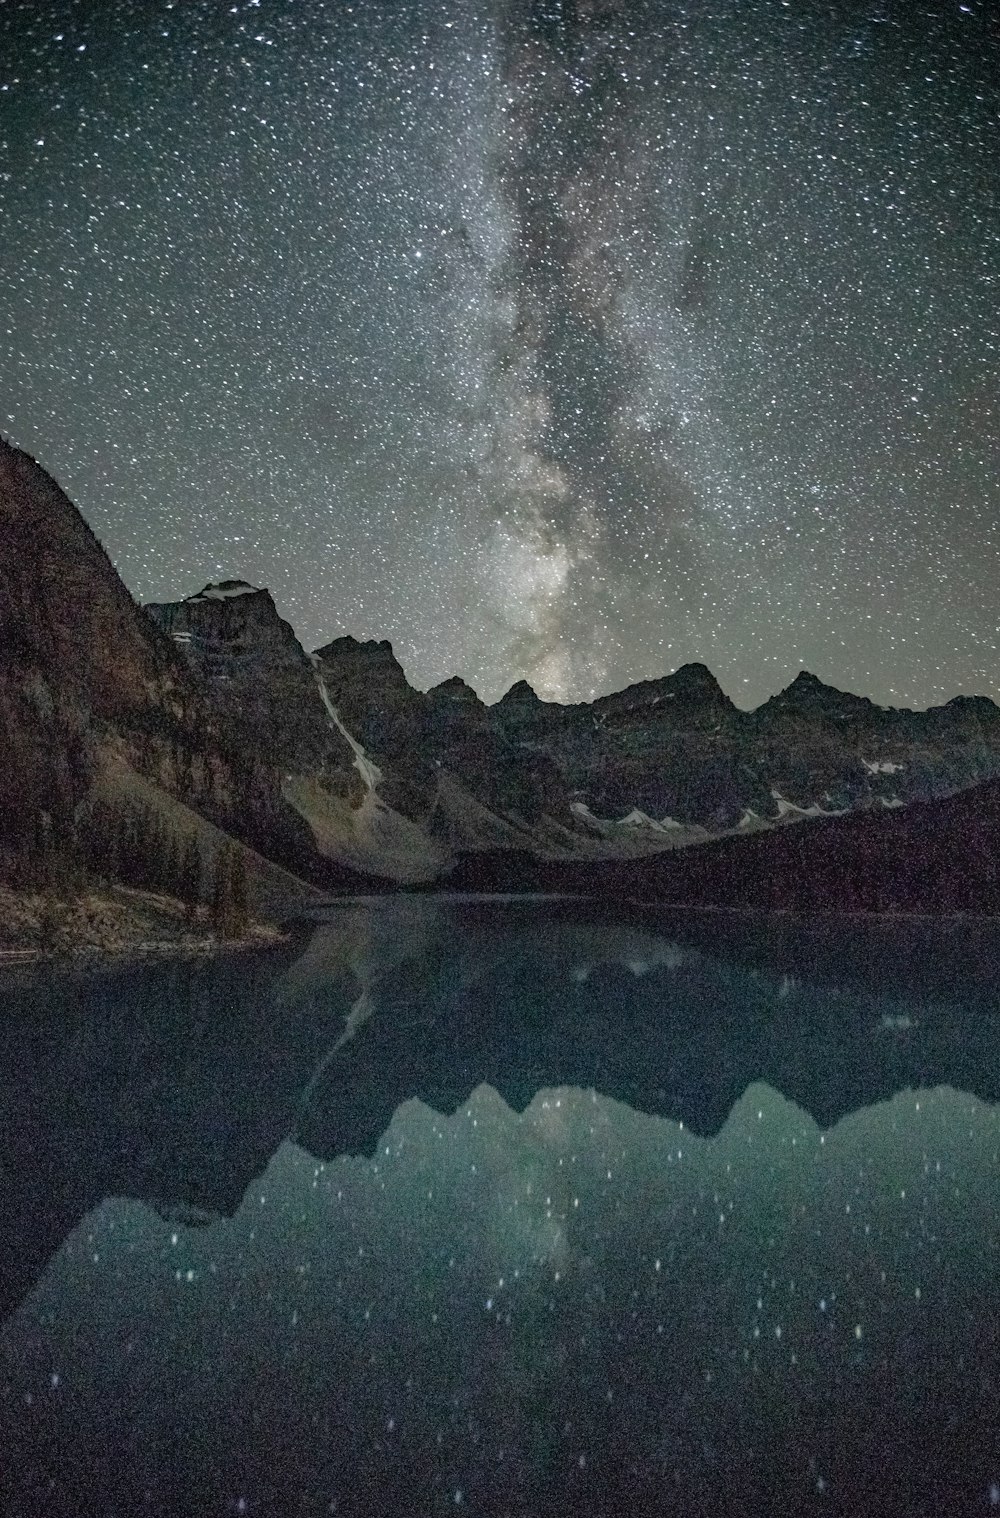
[229,845,250,938]
[210,845,233,937]
[180,834,202,920]
[210,843,252,940]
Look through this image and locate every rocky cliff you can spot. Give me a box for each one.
[145,582,360,797]
[153,581,1000,883]
[6,433,1000,899]
[310,634,1000,862]
[0,439,362,901]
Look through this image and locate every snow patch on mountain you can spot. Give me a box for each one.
[188,581,260,602]
[310,656,382,792]
[769,790,846,821]
[771,791,826,819]
[862,758,905,774]
[619,808,668,830]
[571,801,599,821]
[573,802,684,834]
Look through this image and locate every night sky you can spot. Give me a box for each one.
[2,1,997,707]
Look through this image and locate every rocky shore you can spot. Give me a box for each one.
[0,885,285,963]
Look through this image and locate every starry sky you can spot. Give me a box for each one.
[1,0,997,707]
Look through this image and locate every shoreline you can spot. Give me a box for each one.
[0,882,290,969]
[6,885,1000,970]
[0,928,288,967]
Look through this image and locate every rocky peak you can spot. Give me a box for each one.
[784,670,843,701]
[427,675,484,707]
[311,636,422,776]
[592,661,734,725]
[922,692,1000,737]
[145,580,356,782]
[186,579,262,602]
[0,436,179,719]
[315,635,393,659]
[664,662,733,705]
[494,679,549,737]
[761,670,878,724]
[145,583,308,682]
[313,636,414,695]
[942,693,1000,717]
[498,679,542,706]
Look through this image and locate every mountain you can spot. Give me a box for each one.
[6,434,1000,909]
[491,662,1000,830]
[442,775,1000,917]
[145,582,360,798]
[0,438,364,916]
[303,636,1000,871]
[149,573,1000,884]
[0,435,183,874]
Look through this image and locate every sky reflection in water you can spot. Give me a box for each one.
[1,898,999,1515]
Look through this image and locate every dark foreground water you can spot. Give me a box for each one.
[2,896,1000,1516]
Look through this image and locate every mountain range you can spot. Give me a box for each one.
[3,434,1000,923]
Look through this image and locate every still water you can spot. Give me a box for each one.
[1,895,999,1515]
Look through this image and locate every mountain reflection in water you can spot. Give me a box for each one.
[1,896,999,1515]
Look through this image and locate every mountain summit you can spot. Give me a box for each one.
[0,438,351,905]
[148,567,1000,866]
[5,435,1000,899]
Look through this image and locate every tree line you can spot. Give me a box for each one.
[72,799,252,938]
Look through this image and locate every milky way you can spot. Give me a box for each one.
[1,0,997,705]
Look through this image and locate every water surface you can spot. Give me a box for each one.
[2,896,999,1514]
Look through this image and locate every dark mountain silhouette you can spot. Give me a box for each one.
[4,433,1000,920]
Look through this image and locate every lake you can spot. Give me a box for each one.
[2,894,999,1515]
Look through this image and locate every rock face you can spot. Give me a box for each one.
[498,662,1000,832]
[6,431,1000,896]
[313,637,574,850]
[0,436,188,876]
[494,662,741,827]
[146,588,446,884]
[145,583,359,794]
[308,634,1000,870]
[0,440,358,897]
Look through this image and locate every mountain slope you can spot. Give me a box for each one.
[440,776,1000,917]
[6,433,1000,899]
[145,582,359,791]
[0,439,362,903]
[152,578,1000,881]
[310,634,1000,865]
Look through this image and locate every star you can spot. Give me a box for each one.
[0,0,996,708]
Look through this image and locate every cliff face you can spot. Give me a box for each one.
[0,438,185,723]
[145,583,359,796]
[0,441,356,895]
[7,431,1000,896]
[0,437,183,875]
[313,638,575,842]
[308,634,1000,864]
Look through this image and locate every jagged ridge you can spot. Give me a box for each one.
[5,433,1000,898]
